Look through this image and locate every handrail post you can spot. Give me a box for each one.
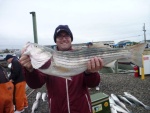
[30,12,38,43]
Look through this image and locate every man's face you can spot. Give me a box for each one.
[56,31,72,51]
[7,58,12,63]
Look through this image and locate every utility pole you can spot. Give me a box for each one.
[30,12,38,43]
[143,23,146,43]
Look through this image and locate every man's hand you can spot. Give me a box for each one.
[85,57,103,74]
[19,55,33,72]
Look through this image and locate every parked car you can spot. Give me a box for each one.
[0,54,7,61]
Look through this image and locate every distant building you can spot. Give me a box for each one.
[113,40,132,48]
[93,41,114,47]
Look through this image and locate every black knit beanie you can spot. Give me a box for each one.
[4,55,13,61]
[53,25,73,43]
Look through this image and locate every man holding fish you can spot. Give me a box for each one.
[20,25,103,113]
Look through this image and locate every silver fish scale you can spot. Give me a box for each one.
[55,48,128,58]
[53,48,129,67]
[55,48,129,60]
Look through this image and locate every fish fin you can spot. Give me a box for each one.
[104,60,116,67]
[145,105,150,110]
[128,43,147,67]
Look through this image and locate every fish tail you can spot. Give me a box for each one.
[129,43,146,67]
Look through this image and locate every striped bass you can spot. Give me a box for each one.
[111,94,132,113]
[42,92,47,102]
[36,92,41,100]
[124,92,150,110]
[22,42,146,77]
[117,95,136,107]
[109,96,128,113]
[31,100,39,113]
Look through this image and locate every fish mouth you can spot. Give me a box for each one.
[21,43,30,55]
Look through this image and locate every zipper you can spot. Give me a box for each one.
[66,79,70,113]
[85,94,92,112]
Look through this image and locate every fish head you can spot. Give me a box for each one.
[124,92,130,95]
[22,42,53,69]
[22,42,48,55]
[124,92,134,98]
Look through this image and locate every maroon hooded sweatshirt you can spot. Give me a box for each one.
[24,60,100,113]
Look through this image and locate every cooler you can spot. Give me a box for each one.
[90,92,111,113]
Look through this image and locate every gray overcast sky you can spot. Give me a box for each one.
[0,0,150,49]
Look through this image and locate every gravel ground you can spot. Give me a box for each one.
[97,73,150,113]
[24,73,150,113]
